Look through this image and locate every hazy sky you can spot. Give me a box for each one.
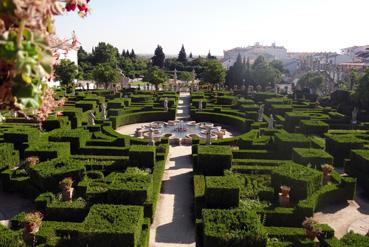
[55,0,369,56]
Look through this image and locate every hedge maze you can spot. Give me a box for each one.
[0,89,177,246]
[1,88,369,246]
[191,90,368,247]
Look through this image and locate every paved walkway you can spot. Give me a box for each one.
[313,187,369,239]
[149,92,195,247]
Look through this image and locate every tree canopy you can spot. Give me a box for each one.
[143,66,168,90]
[297,72,324,94]
[54,59,79,87]
[92,42,119,66]
[178,45,187,63]
[152,45,165,68]
[355,70,369,110]
[179,71,192,82]
[202,60,226,84]
[92,63,121,89]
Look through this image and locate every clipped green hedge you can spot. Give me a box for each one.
[129,145,156,168]
[292,148,333,168]
[205,175,241,209]
[202,208,267,247]
[196,145,232,175]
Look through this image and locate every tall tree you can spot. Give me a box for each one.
[179,71,192,83]
[92,42,119,66]
[130,49,136,59]
[207,50,216,60]
[178,45,187,63]
[270,60,285,73]
[226,54,246,87]
[202,60,226,85]
[143,66,168,90]
[152,45,165,68]
[297,72,324,94]
[121,49,127,58]
[54,59,78,87]
[252,55,281,88]
[93,63,121,89]
[354,70,369,110]
[189,52,193,59]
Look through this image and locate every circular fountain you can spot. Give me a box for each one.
[129,120,231,145]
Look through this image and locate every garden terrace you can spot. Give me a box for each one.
[0,88,368,246]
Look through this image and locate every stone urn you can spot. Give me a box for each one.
[321,164,334,184]
[279,185,291,207]
[59,177,74,202]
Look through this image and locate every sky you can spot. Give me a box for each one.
[55,0,369,56]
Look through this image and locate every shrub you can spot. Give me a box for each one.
[79,204,144,247]
[197,145,232,175]
[129,145,156,168]
[202,208,267,247]
[205,175,241,209]
[274,133,310,159]
[0,143,19,171]
[271,162,323,201]
[291,148,333,168]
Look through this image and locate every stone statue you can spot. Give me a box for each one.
[205,127,212,145]
[241,84,246,91]
[268,114,274,129]
[352,107,358,124]
[192,69,196,84]
[148,128,155,146]
[174,69,177,84]
[0,113,5,123]
[199,100,203,111]
[101,104,107,120]
[11,110,18,118]
[258,105,264,122]
[164,98,169,111]
[88,111,96,126]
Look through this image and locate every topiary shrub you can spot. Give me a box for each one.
[271,162,323,201]
[205,175,241,209]
[291,148,333,168]
[129,145,156,168]
[197,145,232,175]
[202,208,267,247]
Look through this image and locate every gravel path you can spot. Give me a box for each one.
[313,187,369,238]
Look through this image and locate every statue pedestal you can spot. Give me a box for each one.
[278,193,290,207]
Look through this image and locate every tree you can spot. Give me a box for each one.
[144,66,168,90]
[270,60,285,73]
[92,42,119,66]
[207,50,216,60]
[202,60,226,85]
[252,55,281,88]
[130,49,136,59]
[355,70,369,110]
[189,52,193,59]
[178,45,187,63]
[93,63,121,89]
[226,54,246,87]
[152,45,165,68]
[54,59,78,87]
[347,69,360,90]
[297,72,324,94]
[179,71,192,83]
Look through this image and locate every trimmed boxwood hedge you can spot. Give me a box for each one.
[197,145,232,175]
[205,175,240,208]
[291,148,333,168]
[202,208,267,247]
[129,145,156,168]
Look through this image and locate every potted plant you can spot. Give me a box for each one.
[302,217,321,241]
[280,185,291,197]
[321,164,334,184]
[25,156,40,173]
[59,177,74,201]
[24,211,43,234]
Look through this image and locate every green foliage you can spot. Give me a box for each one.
[340,232,369,247]
[178,44,187,63]
[355,69,369,110]
[152,45,165,68]
[197,145,232,175]
[143,66,168,90]
[179,71,192,82]
[54,59,78,87]
[205,175,241,208]
[93,63,121,89]
[202,208,267,247]
[292,148,333,168]
[129,145,156,168]
[92,42,119,66]
[202,60,226,84]
[297,72,324,94]
[0,224,22,247]
[251,56,282,88]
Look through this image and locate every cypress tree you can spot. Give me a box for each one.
[178,45,187,63]
[189,52,193,59]
[121,49,126,58]
[130,49,136,59]
[152,45,165,68]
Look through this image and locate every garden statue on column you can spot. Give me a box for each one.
[0,113,5,123]
[205,127,212,145]
[268,114,274,129]
[88,111,96,126]
[199,99,203,111]
[164,97,169,111]
[11,109,18,118]
[192,68,196,84]
[258,105,264,122]
[148,128,155,146]
[101,104,107,120]
[352,107,358,124]
[174,68,177,84]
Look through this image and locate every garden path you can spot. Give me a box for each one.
[313,186,369,239]
[149,92,196,247]
[0,187,34,227]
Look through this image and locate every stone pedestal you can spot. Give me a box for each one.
[278,193,290,207]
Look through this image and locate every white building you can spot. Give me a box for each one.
[222,43,301,74]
